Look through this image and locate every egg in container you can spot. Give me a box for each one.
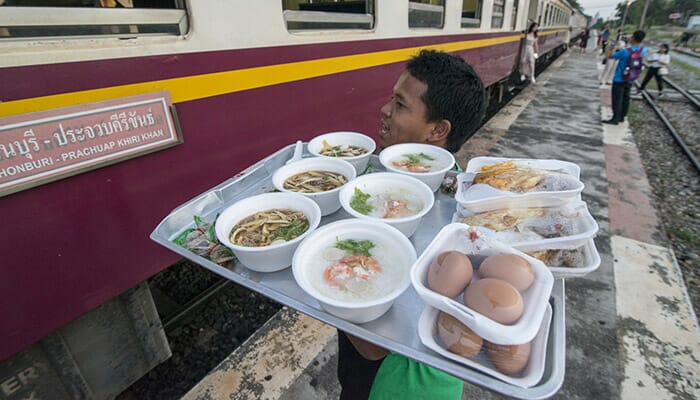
[417,304,552,388]
[410,223,554,345]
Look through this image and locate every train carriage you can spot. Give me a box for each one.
[0,0,586,373]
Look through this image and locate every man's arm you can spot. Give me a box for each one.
[345,332,391,361]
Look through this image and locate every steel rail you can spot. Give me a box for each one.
[162,279,232,333]
[636,84,700,172]
[661,76,700,110]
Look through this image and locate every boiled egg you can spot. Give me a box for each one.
[485,340,531,375]
[436,311,483,358]
[427,251,473,298]
[478,253,535,291]
[463,278,524,324]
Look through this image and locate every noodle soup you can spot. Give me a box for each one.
[230,208,309,247]
[319,140,369,157]
[283,170,348,193]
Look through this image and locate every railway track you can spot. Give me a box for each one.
[635,76,700,172]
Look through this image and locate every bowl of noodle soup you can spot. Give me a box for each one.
[215,193,322,272]
[308,131,376,174]
[292,219,416,323]
[272,157,356,216]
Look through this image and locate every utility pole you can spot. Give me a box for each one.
[639,0,650,29]
[620,0,631,31]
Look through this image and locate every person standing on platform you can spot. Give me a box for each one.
[342,49,486,400]
[520,22,539,84]
[637,44,670,98]
[603,30,647,125]
[600,27,610,54]
[579,28,590,53]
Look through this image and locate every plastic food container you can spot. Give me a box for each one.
[272,157,356,216]
[514,238,601,278]
[215,193,322,272]
[452,201,599,249]
[411,223,554,345]
[418,304,552,388]
[378,143,456,192]
[308,131,376,174]
[455,157,584,213]
[292,219,416,323]
[339,172,434,237]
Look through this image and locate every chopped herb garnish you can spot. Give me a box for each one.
[270,219,309,241]
[350,187,373,215]
[336,238,375,256]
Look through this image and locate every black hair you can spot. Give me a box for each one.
[660,43,669,52]
[632,30,646,43]
[528,22,539,38]
[406,49,486,153]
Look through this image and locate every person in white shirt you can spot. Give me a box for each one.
[637,44,670,97]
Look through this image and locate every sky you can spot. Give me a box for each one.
[579,0,621,21]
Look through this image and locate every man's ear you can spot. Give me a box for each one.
[428,119,451,143]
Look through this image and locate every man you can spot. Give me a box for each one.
[603,30,646,125]
[338,49,486,400]
[378,49,486,153]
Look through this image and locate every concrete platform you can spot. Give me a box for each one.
[184,49,700,400]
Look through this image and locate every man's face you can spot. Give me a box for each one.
[379,71,438,150]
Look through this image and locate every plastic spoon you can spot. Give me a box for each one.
[286,140,304,165]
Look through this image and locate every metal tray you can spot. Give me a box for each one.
[151,144,566,399]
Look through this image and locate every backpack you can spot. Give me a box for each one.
[622,47,644,82]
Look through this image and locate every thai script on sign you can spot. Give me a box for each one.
[0,92,180,197]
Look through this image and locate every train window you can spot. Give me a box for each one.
[543,4,549,26]
[491,0,504,28]
[282,0,375,30]
[0,1,187,40]
[461,0,481,28]
[409,0,445,29]
[511,0,519,30]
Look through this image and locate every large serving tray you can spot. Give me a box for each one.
[151,144,566,399]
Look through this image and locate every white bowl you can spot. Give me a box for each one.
[378,143,455,192]
[338,172,435,237]
[292,219,417,323]
[272,157,356,216]
[215,193,321,272]
[411,223,554,345]
[308,131,376,174]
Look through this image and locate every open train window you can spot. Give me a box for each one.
[491,0,505,28]
[0,1,187,40]
[409,1,445,29]
[461,0,481,28]
[282,0,375,30]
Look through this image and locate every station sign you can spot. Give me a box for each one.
[0,92,182,197]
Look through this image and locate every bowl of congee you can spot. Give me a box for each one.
[272,157,356,216]
[378,143,456,192]
[338,172,434,237]
[307,131,376,174]
[214,193,321,272]
[292,219,417,323]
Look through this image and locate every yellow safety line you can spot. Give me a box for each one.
[0,32,562,118]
